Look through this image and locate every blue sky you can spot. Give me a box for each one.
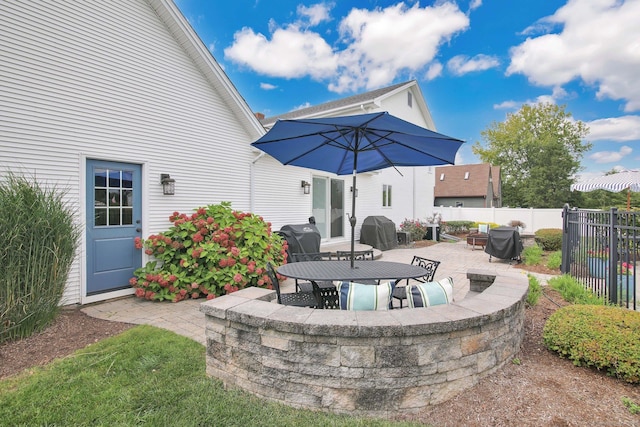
[175,0,640,180]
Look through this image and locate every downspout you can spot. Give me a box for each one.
[250,152,265,213]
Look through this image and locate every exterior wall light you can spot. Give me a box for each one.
[160,174,175,195]
[301,180,311,194]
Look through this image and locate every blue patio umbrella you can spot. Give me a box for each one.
[251,111,464,267]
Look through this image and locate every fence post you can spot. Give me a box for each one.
[561,204,570,274]
[608,207,618,304]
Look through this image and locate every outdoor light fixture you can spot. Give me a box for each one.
[160,174,175,195]
[301,180,311,194]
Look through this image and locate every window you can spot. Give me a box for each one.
[464,171,470,180]
[407,92,413,108]
[382,184,392,207]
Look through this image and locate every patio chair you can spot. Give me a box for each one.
[265,263,320,308]
[336,250,377,285]
[391,256,441,308]
[291,252,335,292]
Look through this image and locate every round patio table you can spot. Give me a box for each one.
[277,260,428,282]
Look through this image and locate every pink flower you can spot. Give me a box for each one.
[129,277,138,286]
[192,233,204,243]
[233,273,242,283]
[231,247,240,257]
[191,282,199,289]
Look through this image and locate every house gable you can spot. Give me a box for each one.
[434,164,501,207]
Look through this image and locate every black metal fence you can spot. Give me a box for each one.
[561,205,638,310]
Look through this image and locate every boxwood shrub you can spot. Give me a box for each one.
[534,228,562,251]
[543,305,640,383]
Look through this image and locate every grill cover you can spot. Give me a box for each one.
[359,216,398,251]
[484,226,523,261]
[277,223,321,262]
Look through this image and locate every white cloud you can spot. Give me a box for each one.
[469,0,482,11]
[585,115,640,141]
[494,100,519,110]
[329,2,469,92]
[224,1,469,93]
[447,54,499,76]
[425,62,443,81]
[293,102,312,110]
[589,145,633,164]
[494,86,568,110]
[224,26,338,79]
[507,0,640,112]
[260,82,277,90]
[297,3,333,27]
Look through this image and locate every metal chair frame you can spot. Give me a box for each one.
[266,262,320,308]
[392,256,441,308]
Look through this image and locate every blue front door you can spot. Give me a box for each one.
[86,160,142,295]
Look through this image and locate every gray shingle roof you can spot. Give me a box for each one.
[261,81,413,126]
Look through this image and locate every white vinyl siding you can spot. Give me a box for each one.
[0,1,258,303]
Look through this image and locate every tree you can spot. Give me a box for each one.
[472,103,590,208]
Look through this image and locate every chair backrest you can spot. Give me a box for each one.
[292,251,333,262]
[478,224,489,234]
[265,262,283,304]
[410,256,441,283]
[336,250,374,261]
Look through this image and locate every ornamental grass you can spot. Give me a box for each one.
[0,173,80,343]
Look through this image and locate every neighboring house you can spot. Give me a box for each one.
[255,80,445,241]
[0,1,265,304]
[434,164,502,208]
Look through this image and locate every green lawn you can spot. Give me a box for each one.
[0,325,423,426]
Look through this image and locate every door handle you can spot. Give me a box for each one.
[136,228,142,232]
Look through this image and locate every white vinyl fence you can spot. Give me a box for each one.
[430,207,563,233]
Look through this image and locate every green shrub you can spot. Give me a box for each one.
[441,220,474,234]
[399,218,429,241]
[546,250,562,270]
[534,228,563,251]
[543,305,640,383]
[0,174,80,343]
[522,245,543,266]
[526,274,542,307]
[548,274,608,305]
[131,202,287,302]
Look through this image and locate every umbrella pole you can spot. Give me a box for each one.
[350,169,357,268]
[350,145,359,269]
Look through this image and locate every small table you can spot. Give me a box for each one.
[277,260,429,309]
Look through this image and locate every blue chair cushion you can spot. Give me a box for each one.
[338,281,394,311]
[407,277,454,308]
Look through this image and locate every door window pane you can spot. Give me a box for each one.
[108,208,120,226]
[108,170,121,187]
[122,208,133,225]
[122,190,133,207]
[94,169,107,187]
[95,208,107,226]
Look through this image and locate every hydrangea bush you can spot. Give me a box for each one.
[130,202,287,302]
[399,218,429,241]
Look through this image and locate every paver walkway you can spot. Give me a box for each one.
[83,240,553,345]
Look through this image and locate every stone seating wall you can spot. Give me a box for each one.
[200,269,529,418]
